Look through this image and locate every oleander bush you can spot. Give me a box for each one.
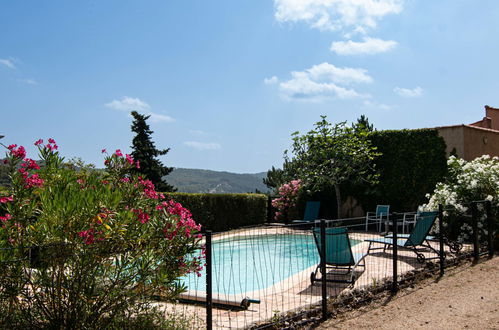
[0,139,203,328]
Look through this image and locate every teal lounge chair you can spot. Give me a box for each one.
[365,205,390,232]
[365,211,441,263]
[291,201,320,224]
[310,227,367,285]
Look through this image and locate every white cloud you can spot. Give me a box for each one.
[274,0,404,32]
[188,129,205,135]
[184,141,221,151]
[264,76,279,85]
[105,96,174,123]
[393,86,423,97]
[330,37,397,55]
[105,96,150,112]
[0,58,16,69]
[307,62,372,84]
[277,62,371,101]
[18,78,37,85]
[148,113,174,123]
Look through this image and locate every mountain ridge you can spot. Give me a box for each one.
[164,168,269,194]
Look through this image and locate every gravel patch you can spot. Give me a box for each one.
[316,256,499,330]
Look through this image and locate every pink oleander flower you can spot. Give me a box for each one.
[21,158,40,170]
[48,138,56,144]
[24,173,44,189]
[34,139,43,146]
[136,160,140,169]
[125,154,134,165]
[101,148,106,154]
[0,196,14,203]
[115,149,123,157]
[78,228,95,245]
[132,209,150,224]
[9,145,26,159]
[0,213,12,223]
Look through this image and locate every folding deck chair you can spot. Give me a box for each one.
[291,201,320,224]
[365,211,442,263]
[310,227,367,285]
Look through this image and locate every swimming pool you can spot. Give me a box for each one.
[182,233,360,296]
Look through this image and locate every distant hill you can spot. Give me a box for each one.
[164,168,269,194]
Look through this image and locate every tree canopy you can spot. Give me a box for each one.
[287,116,380,218]
[130,111,176,192]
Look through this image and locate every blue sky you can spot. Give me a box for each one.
[1,1,499,173]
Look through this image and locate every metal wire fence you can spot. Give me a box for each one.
[0,201,495,329]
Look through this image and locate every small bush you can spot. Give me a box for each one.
[163,193,268,231]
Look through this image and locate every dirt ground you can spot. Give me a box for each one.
[316,256,499,330]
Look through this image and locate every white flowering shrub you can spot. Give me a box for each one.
[421,155,499,243]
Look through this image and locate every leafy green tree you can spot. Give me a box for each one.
[287,116,380,218]
[130,111,176,192]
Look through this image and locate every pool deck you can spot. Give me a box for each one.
[156,226,470,329]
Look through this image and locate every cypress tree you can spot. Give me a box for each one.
[130,111,176,192]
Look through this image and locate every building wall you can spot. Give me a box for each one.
[437,125,499,160]
[463,126,499,160]
[485,106,499,130]
[436,126,465,158]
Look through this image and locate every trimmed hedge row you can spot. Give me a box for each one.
[163,193,268,232]
[347,128,448,213]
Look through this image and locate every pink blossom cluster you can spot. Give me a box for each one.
[18,168,44,189]
[103,149,140,169]
[34,138,58,151]
[78,228,104,245]
[0,195,13,204]
[159,200,202,239]
[0,213,12,223]
[21,158,40,170]
[178,255,204,277]
[138,177,160,199]
[7,144,26,160]
[271,179,302,221]
[132,208,151,224]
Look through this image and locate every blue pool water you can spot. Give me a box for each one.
[182,233,364,296]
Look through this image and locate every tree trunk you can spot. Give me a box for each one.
[335,184,341,219]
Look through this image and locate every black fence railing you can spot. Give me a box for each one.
[0,201,496,329]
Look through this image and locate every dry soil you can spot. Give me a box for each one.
[317,256,499,330]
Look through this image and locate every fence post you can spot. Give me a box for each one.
[471,202,480,263]
[391,214,398,294]
[486,200,494,258]
[267,196,273,223]
[320,219,328,321]
[206,231,212,330]
[438,204,445,276]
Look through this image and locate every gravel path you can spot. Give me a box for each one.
[317,256,499,330]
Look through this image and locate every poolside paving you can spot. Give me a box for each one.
[155,226,470,329]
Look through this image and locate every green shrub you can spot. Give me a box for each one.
[163,193,268,231]
[0,140,202,328]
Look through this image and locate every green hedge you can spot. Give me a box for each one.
[345,129,448,213]
[163,193,268,232]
